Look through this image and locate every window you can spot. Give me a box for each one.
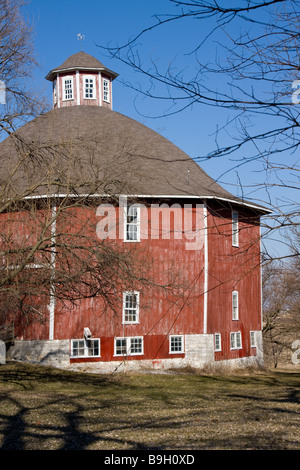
[84,76,95,99]
[115,338,127,356]
[53,79,57,104]
[250,331,256,348]
[214,333,222,352]
[123,291,139,324]
[170,335,184,353]
[124,205,140,242]
[114,337,143,356]
[230,332,242,350]
[232,291,239,320]
[103,78,110,102]
[71,338,100,357]
[232,211,239,246]
[63,77,73,100]
[130,337,143,355]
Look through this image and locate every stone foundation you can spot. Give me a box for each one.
[7,340,70,367]
[6,331,264,372]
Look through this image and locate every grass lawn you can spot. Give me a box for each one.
[0,361,299,450]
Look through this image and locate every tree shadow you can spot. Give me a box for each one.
[0,363,299,450]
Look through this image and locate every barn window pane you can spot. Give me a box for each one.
[115,337,143,356]
[84,77,95,99]
[170,335,184,353]
[232,291,239,320]
[130,337,143,354]
[232,211,239,246]
[125,205,140,242]
[115,338,127,356]
[71,338,100,357]
[123,292,139,323]
[63,78,73,100]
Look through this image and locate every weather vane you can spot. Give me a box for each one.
[77,33,86,50]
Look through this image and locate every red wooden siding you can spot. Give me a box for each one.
[0,200,262,364]
[206,203,262,361]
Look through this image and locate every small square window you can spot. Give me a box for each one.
[170,335,184,353]
[72,339,85,357]
[130,337,143,355]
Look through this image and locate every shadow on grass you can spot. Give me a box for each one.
[0,362,299,450]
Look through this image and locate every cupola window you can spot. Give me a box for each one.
[63,77,73,101]
[53,79,57,104]
[84,76,95,99]
[46,52,118,109]
[103,78,110,102]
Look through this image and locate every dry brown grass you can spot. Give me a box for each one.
[0,361,299,450]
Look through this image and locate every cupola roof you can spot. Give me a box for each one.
[45,51,119,81]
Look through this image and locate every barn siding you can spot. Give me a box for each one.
[206,203,262,362]
[2,200,264,369]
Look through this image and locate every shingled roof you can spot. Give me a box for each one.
[0,105,269,213]
[45,51,119,81]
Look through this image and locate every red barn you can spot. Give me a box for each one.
[2,52,269,371]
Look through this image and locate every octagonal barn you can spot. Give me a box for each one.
[2,52,268,371]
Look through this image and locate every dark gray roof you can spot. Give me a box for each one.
[46,51,119,81]
[0,105,269,212]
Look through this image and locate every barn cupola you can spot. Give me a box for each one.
[45,51,118,110]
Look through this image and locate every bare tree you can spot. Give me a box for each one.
[0,2,185,335]
[0,126,189,336]
[0,0,48,137]
[101,0,300,260]
[262,232,300,367]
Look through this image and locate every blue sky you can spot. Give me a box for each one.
[25,0,220,157]
[24,0,241,164]
[23,0,297,258]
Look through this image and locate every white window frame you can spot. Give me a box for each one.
[122,291,140,324]
[232,210,239,247]
[232,290,239,320]
[53,79,57,104]
[169,335,184,354]
[214,333,222,352]
[250,331,256,348]
[71,338,100,358]
[124,205,140,242]
[62,76,74,101]
[84,75,96,99]
[114,336,144,356]
[230,331,242,350]
[103,78,110,103]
